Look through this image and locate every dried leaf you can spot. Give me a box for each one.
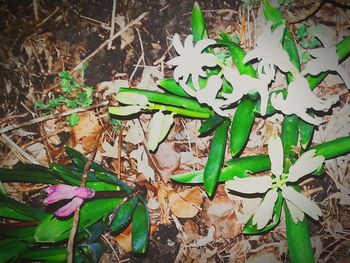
[69,112,102,152]
[124,120,144,145]
[202,186,242,238]
[153,142,180,183]
[168,187,203,218]
[130,145,155,181]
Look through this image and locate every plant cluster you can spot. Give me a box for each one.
[34,70,93,127]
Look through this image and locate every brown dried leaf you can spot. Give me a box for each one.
[69,112,102,152]
[168,187,203,218]
[202,185,242,238]
[153,142,180,183]
[114,224,132,252]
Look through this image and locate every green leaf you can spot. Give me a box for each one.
[262,0,300,71]
[20,247,68,262]
[230,98,256,157]
[77,87,93,108]
[281,115,299,159]
[298,117,314,149]
[131,201,150,253]
[95,172,133,195]
[59,71,80,94]
[198,114,225,135]
[219,33,257,78]
[203,119,230,196]
[285,186,314,263]
[311,136,350,160]
[35,197,121,243]
[295,24,308,40]
[80,242,106,263]
[172,154,270,184]
[84,220,108,242]
[0,225,36,241]
[262,0,285,28]
[0,238,28,263]
[34,100,50,110]
[158,78,191,98]
[243,191,283,234]
[0,167,58,184]
[0,194,47,221]
[111,196,139,233]
[191,1,208,42]
[67,113,80,127]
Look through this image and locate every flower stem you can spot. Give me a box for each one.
[146,104,210,119]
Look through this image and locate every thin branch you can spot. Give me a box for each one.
[70,12,148,73]
[36,7,59,27]
[0,134,40,164]
[0,100,109,135]
[108,0,117,49]
[66,130,103,263]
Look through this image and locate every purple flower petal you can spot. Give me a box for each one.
[43,184,77,204]
[54,197,84,217]
[74,187,95,200]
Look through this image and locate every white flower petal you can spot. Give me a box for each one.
[225,176,272,194]
[167,56,183,66]
[194,39,216,53]
[337,66,350,90]
[172,33,184,54]
[281,186,322,221]
[288,150,325,182]
[285,199,304,223]
[268,136,284,177]
[271,76,337,124]
[184,34,194,51]
[252,189,278,230]
[179,79,197,97]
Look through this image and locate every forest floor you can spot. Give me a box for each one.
[0,0,350,262]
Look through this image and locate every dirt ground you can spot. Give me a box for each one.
[1,0,350,262]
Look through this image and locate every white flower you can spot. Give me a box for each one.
[244,22,295,75]
[167,34,217,88]
[302,27,350,90]
[179,75,229,116]
[148,110,174,152]
[225,136,324,229]
[222,64,274,115]
[271,75,339,125]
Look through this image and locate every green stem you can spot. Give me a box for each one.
[146,104,210,119]
[120,88,212,114]
[285,186,315,263]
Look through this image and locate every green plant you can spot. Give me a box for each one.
[108,1,350,262]
[0,147,150,262]
[34,70,94,127]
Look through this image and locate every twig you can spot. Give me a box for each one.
[0,100,109,134]
[153,42,173,66]
[0,134,40,164]
[129,28,145,81]
[67,130,103,263]
[70,12,148,73]
[108,0,117,49]
[117,122,123,180]
[101,234,120,261]
[36,7,59,27]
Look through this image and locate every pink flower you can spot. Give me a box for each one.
[44,184,95,217]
